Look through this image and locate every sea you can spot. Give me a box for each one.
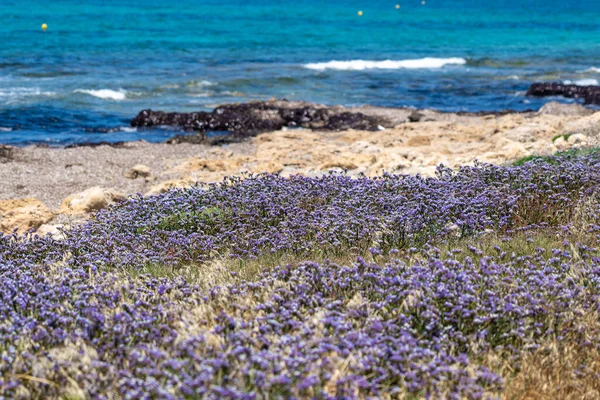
[1,0,600,145]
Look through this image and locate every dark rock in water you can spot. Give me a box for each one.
[325,112,380,131]
[527,83,600,105]
[65,141,129,149]
[131,110,214,131]
[131,100,389,143]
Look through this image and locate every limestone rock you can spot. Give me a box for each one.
[479,139,530,163]
[147,179,195,196]
[553,136,569,150]
[59,187,125,215]
[320,160,359,171]
[407,136,432,147]
[348,141,381,154]
[371,153,411,173]
[502,140,530,159]
[319,153,376,171]
[567,133,588,146]
[250,161,284,174]
[36,223,65,239]
[124,164,152,179]
[174,158,244,174]
[0,198,54,234]
[538,101,594,116]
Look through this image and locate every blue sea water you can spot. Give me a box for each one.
[1,0,600,145]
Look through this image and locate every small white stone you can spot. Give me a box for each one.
[59,187,125,215]
[568,133,587,145]
[553,136,568,150]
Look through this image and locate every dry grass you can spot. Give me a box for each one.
[120,248,387,290]
[501,312,600,400]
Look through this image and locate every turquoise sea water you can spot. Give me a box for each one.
[1,0,600,144]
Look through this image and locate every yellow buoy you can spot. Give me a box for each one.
[396,4,400,9]
[41,23,48,31]
[357,10,363,16]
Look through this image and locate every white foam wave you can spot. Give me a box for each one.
[191,92,213,98]
[581,67,600,73]
[0,127,13,132]
[563,79,599,86]
[0,88,56,98]
[221,90,245,97]
[304,57,467,71]
[187,80,216,87]
[119,127,137,133]
[74,89,127,100]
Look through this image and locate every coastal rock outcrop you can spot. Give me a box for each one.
[58,187,125,215]
[0,198,54,234]
[132,100,388,141]
[527,83,600,105]
[538,101,594,116]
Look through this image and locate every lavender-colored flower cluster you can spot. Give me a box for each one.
[1,153,600,399]
[28,155,600,271]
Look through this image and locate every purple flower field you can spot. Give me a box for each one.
[2,151,600,399]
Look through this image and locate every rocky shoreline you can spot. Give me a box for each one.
[130,99,539,145]
[1,99,599,235]
[130,84,600,144]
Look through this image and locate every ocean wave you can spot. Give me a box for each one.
[73,89,127,100]
[303,57,467,71]
[119,127,137,133]
[221,90,245,97]
[186,80,216,87]
[467,58,529,68]
[21,71,83,79]
[0,88,56,98]
[0,127,13,132]
[0,87,56,104]
[581,67,600,73]
[190,92,214,98]
[563,79,599,86]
